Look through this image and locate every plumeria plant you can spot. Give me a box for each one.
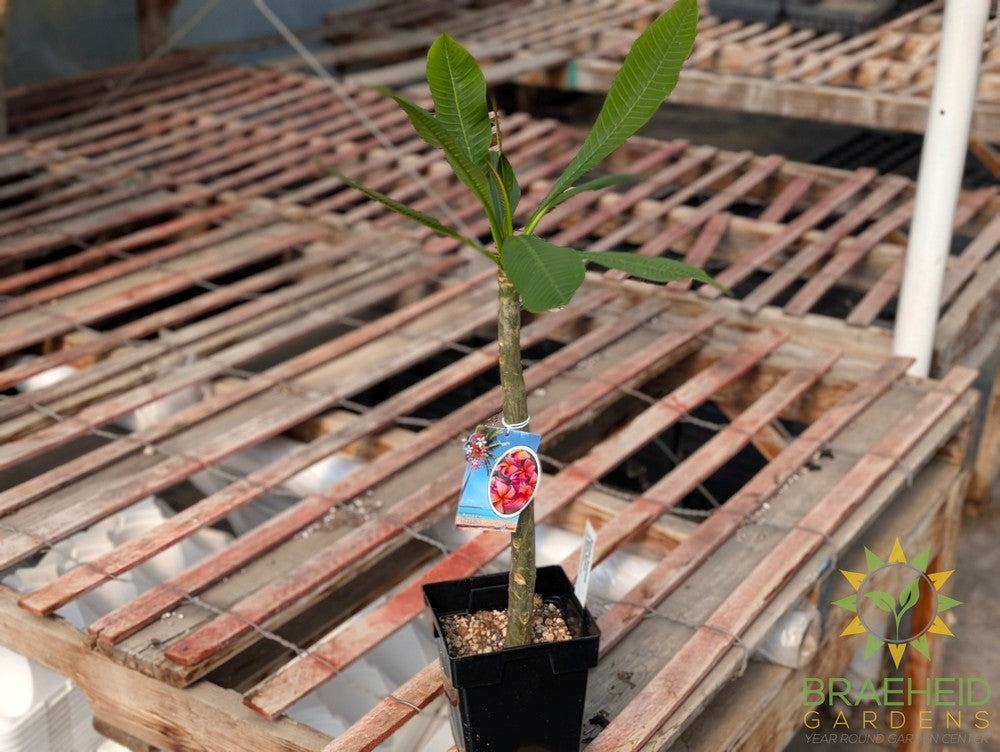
[333,0,716,648]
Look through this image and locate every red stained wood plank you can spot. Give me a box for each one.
[16,62,248,138]
[0,230,406,404]
[546,141,691,248]
[22,286,608,616]
[0,203,246,299]
[783,196,914,317]
[757,174,816,223]
[622,154,785,265]
[324,355,913,752]
[0,221,326,358]
[0,248,455,460]
[560,351,839,576]
[242,327,783,720]
[701,168,877,298]
[322,663,445,752]
[1,262,480,569]
[584,147,725,253]
[939,211,1000,305]
[666,211,730,291]
[739,175,909,314]
[0,184,211,263]
[90,299,687,648]
[0,204,248,315]
[586,366,977,752]
[846,187,995,326]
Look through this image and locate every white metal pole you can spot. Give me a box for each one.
[892,0,990,377]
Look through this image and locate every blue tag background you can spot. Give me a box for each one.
[455,429,540,532]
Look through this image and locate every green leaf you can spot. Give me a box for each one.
[426,34,492,164]
[485,157,513,237]
[937,594,963,613]
[864,591,896,614]
[909,548,930,573]
[317,162,495,261]
[547,173,635,210]
[864,546,886,571]
[897,577,920,616]
[909,634,930,659]
[497,151,521,215]
[384,90,500,237]
[831,594,857,611]
[501,235,585,313]
[527,0,698,227]
[579,251,726,291]
[864,634,884,658]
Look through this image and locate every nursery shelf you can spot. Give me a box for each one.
[7,54,994,500]
[235,0,1000,142]
[0,55,987,751]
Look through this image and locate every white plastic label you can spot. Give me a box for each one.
[574,519,597,608]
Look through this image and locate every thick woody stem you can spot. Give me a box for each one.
[497,270,534,647]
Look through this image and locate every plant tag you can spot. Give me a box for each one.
[574,519,597,608]
[455,425,541,532]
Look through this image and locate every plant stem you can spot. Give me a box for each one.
[498,269,534,648]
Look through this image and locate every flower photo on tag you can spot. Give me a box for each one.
[455,426,541,531]
[489,446,539,517]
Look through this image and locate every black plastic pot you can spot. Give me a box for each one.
[422,565,600,752]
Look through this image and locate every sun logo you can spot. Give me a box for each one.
[833,537,962,668]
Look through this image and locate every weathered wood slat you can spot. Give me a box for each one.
[0,229,415,409]
[0,202,245,299]
[161,300,688,670]
[625,153,786,265]
[0,261,484,567]
[666,211,729,292]
[585,148,728,253]
[560,351,839,576]
[21,287,610,616]
[0,247,452,468]
[585,366,977,751]
[846,187,996,326]
[757,173,815,223]
[783,195,915,316]
[739,175,909,313]
[0,221,327,356]
[702,167,877,298]
[317,355,913,751]
[243,327,783,719]
[0,184,210,263]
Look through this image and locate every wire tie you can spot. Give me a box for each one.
[501,416,530,433]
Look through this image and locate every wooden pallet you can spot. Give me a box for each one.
[0,211,976,750]
[0,138,978,751]
[177,0,1000,142]
[0,72,991,752]
[0,61,990,747]
[562,0,1000,141]
[10,55,997,501]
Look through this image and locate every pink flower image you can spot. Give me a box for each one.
[489,447,540,516]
